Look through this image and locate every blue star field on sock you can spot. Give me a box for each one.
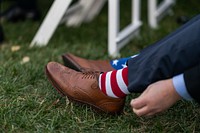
[110,54,139,70]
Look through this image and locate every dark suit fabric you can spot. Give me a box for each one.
[184,63,200,103]
[127,14,200,94]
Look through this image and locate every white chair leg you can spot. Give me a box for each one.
[30,0,72,47]
[116,0,142,49]
[64,0,96,27]
[148,0,175,29]
[108,0,120,57]
[108,0,142,57]
[148,0,157,28]
[156,0,176,21]
[84,0,107,23]
[60,1,83,24]
[61,0,107,26]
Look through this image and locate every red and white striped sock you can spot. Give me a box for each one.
[98,67,130,98]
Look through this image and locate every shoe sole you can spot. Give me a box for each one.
[62,54,82,72]
[45,66,120,115]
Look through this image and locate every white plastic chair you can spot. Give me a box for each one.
[30,0,175,57]
[30,0,105,47]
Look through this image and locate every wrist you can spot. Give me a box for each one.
[168,79,182,101]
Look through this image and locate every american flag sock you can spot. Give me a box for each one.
[98,67,130,98]
[110,54,139,70]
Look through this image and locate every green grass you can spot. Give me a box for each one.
[1,0,200,132]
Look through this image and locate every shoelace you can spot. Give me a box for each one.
[81,70,101,79]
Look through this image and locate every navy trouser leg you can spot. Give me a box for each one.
[128,14,200,93]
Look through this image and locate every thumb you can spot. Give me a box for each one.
[130,97,146,109]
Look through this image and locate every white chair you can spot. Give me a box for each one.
[30,0,175,57]
[30,0,105,47]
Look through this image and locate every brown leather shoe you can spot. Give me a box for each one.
[62,53,115,72]
[45,62,125,114]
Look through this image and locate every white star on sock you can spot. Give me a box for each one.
[122,63,127,68]
[112,60,119,66]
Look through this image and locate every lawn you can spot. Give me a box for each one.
[1,0,200,132]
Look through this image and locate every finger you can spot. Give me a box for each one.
[132,106,150,117]
[145,111,157,117]
[130,98,146,109]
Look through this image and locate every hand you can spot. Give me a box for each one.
[130,79,181,116]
